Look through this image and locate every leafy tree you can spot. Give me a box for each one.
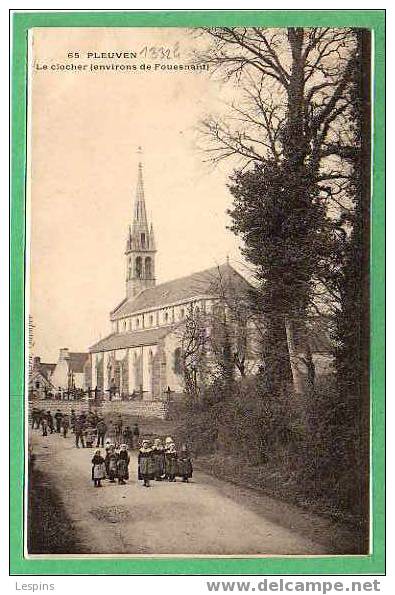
[196,27,360,394]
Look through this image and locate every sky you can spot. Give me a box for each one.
[28,27,247,361]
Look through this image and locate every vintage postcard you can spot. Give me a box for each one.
[10,11,385,575]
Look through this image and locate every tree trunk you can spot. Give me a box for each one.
[304,342,316,392]
[261,314,292,395]
[284,317,306,396]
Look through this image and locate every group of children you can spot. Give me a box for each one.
[91,443,130,487]
[91,436,193,488]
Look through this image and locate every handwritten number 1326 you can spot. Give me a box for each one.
[139,43,180,60]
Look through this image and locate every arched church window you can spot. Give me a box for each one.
[128,257,132,280]
[149,315,153,327]
[141,233,146,247]
[136,318,140,329]
[128,319,132,331]
[180,308,185,319]
[165,312,169,324]
[135,256,142,279]
[145,256,152,278]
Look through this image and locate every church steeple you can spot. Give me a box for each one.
[125,149,157,299]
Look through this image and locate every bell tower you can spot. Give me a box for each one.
[125,148,156,298]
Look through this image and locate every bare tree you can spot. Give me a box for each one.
[176,307,209,398]
[194,27,360,395]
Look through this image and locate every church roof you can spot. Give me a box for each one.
[89,326,172,353]
[68,352,89,373]
[111,262,251,320]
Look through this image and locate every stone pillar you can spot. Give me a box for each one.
[103,351,110,399]
[119,361,123,396]
[91,353,97,390]
[142,345,157,400]
[128,349,134,394]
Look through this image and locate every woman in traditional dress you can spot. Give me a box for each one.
[138,439,155,487]
[91,450,106,487]
[164,437,178,482]
[117,444,130,485]
[62,415,70,438]
[177,444,193,483]
[104,440,112,475]
[106,445,118,483]
[152,438,165,481]
[41,416,48,437]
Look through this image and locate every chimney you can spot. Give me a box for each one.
[59,348,70,361]
[33,356,41,368]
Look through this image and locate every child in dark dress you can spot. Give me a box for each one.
[152,438,165,481]
[138,440,155,487]
[91,450,106,487]
[177,444,193,482]
[117,444,130,485]
[164,437,178,482]
[106,445,118,482]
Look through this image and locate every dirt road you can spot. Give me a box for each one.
[29,429,339,555]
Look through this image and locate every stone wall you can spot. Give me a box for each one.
[29,398,168,419]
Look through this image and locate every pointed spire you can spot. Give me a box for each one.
[132,147,148,233]
[125,147,157,297]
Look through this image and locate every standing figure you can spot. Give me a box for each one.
[152,438,165,481]
[46,411,54,434]
[96,418,107,447]
[31,407,39,429]
[62,415,70,438]
[104,441,112,476]
[106,446,118,483]
[177,444,193,483]
[38,409,45,428]
[91,450,106,487]
[41,416,48,437]
[70,409,76,433]
[138,440,154,487]
[74,415,85,448]
[164,437,178,482]
[117,445,130,485]
[54,409,63,433]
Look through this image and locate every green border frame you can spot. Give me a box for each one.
[10,10,385,575]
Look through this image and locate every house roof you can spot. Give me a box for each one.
[89,326,172,353]
[39,362,56,379]
[29,368,54,388]
[68,352,89,373]
[111,262,251,320]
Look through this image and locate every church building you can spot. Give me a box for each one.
[88,158,253,401]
